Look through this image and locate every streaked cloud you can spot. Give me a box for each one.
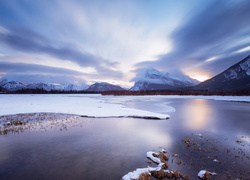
[0,0,249,85]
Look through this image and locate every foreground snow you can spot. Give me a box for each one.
[122,151,165,180]
[0,94,170,119]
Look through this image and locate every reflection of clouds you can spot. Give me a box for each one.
[116,119,172,148]
[182,99,212,130]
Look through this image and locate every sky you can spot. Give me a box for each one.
[0,0,250,87]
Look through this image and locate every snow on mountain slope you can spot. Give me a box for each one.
[131,68,199,91]
[0,79,26,91]
[194,54,250,91]
[0,79,89,91]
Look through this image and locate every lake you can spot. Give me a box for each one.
[0,96,249,179]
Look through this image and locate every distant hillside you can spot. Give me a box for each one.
[193,54,250,91]
[86,82,124,92]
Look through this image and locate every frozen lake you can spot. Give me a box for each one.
[0,95,249,179]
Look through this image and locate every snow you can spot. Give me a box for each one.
[240,58,250,75]
[197,170,216,178]
[131,68,199,91]
[0,94,170,119]
[223,69,238,79]
[0,79,89,91]
[122,150,167,180]
[146,151,162,164]
[197,170,206,178]
[122,168,150,180]
[0,94,249,119]
[161,148,167,153]
[213,159,219,162]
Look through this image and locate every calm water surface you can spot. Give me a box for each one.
[0,97,249,179]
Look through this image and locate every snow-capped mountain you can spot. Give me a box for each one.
[193,54,250,91]
[130,68,199,91]
[86,82,124,92]
[0,80,89,92]
[0,80,26,91]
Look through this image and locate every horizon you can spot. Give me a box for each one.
[0,0,250,88]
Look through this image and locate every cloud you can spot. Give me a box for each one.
[0,61,86,76]
[198,51,250,76]
[0,27,104,67]
[0,26,124,80]
[0,61,90,84]
[136,0,250,77]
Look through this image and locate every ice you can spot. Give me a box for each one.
[0,94,170,119]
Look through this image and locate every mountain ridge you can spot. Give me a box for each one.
[192,54,250,91]
[86,82,124,92]
[0,79,89,92]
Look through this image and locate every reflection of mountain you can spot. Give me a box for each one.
[193,54,250,91]
[0,79,89,91]
[86,82,124,92]
[130,68,199,91]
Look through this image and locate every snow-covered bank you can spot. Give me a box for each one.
[122,149,189,180]
[0,94,170,119]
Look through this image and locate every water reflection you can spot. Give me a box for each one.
[181,99,212,130]
[0,98,249,180]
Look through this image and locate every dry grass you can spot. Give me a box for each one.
[151,169,189,180]
[0,113,89,135]
[138,172,151,180]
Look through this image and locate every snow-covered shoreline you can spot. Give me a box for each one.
[0,94,170,119]
[0,94,249,118]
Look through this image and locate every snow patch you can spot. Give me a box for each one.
[223,69,238,80]
[197,170,216,179]
[146,151,162,164]
[122,150,166,180]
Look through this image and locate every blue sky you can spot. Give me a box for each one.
[0,0,250,87]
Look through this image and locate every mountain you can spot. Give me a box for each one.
[0,80,89,92]
[193,54,250,91]
[0,80,26,91]
[130,68,199,91]
[86,82,124,92]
